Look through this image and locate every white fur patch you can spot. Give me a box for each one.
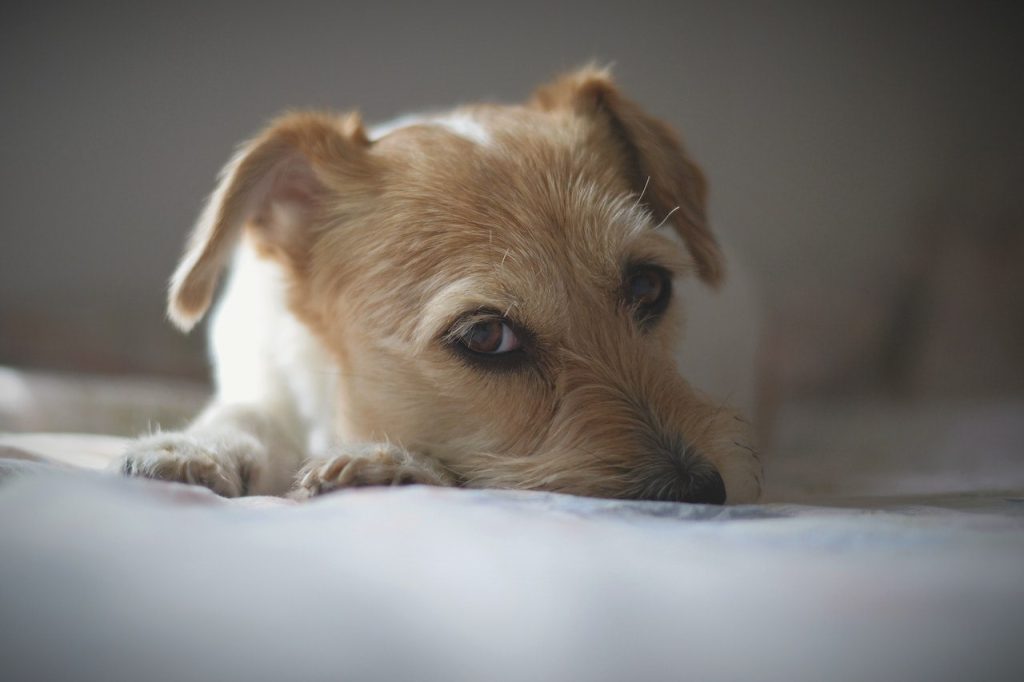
[370,113,491,146]
[431,114,492,146]
[209,244,339,457]
[368,114,430,140]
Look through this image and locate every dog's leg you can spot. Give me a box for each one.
[291,443,455,499]
[115,403,306,497]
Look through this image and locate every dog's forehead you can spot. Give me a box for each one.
[336,106,693,343]
[369,106,657,271]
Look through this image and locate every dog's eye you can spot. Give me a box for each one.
[446,313,532,372]
[461,320,521,354]
[625,265,672,324]
[628,270,663,306]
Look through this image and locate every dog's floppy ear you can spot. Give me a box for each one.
[167,111,371,332]
[531,67,723,287]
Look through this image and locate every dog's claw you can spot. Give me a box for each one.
[291,443,453,499]
[114,433,250,498]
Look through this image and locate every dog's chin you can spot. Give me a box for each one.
[450,442,761,505]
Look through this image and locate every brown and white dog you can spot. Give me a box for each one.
[117,67,763,504]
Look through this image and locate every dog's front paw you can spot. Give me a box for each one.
[291,443,454,499]
[115,433,254,497]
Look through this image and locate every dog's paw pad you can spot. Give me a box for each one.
[115,434,247,498]
[292,444,451,498]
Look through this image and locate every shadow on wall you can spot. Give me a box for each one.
[763,160,1024,401]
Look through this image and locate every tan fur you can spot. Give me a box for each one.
[168,112,373,331]
[123,66,762,504]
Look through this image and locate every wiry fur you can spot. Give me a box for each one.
[117,66,763,504]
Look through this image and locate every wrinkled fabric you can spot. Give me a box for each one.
[1,456,1022,682]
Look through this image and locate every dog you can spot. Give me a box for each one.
[116,66,763,504]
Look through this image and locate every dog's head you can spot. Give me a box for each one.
[167,67,762,504]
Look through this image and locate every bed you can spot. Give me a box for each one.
[1,368,1022,681]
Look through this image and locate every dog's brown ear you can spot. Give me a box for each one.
[531,67,723,287]
[167,112,371,331]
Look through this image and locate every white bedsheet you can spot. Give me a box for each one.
[1,445,1023,682]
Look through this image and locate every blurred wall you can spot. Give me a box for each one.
[2,1,1022,398]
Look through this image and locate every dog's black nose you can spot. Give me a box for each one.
[638,450,727,505]
[684,467,726,505]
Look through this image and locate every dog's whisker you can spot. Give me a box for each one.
[631,175,651,211]
[732,441,758,457]
[652,205,680,231]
